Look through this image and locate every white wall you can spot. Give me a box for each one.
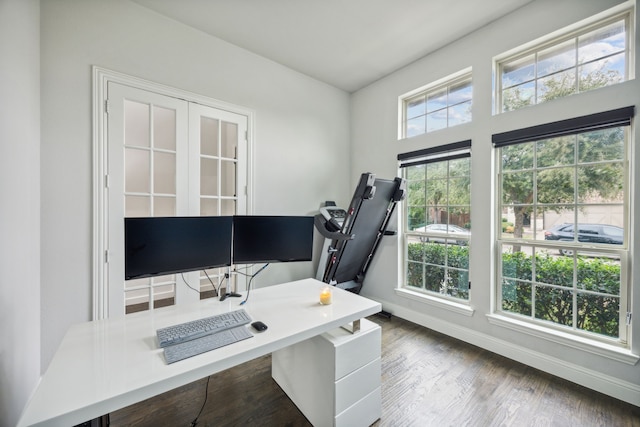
[40,0,351,371]
[0,1,41,425]
[352,0,640,405]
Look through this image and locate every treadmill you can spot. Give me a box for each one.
[315,172,406,294]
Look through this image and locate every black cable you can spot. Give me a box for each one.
[180,273,201,294]
[190,375,211,426]
[203,269,227,297]
[239,263,269,306]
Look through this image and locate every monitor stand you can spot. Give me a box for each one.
[219,287,242,301]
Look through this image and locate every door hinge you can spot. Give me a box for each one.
[104,100,110,114]
[104,174,110,188]
[245,130,248,142]
[104,250,109,264]
[626,312,632,325]
[468,281,471,289]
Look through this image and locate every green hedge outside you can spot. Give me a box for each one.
[407,242,620,337]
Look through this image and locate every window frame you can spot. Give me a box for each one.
[399,141,473,306]
[399,69,473,139]
[495,9,633,114]
[493,109,633,348]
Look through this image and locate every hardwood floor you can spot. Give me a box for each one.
[110,315,640,427]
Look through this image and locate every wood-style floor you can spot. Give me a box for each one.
[109,315,640,427]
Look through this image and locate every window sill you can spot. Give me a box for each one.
[395,287,475,317]
[487,313,639,365]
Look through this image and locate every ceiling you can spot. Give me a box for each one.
[133,0,534,93]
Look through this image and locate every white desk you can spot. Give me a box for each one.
[18,278,381,427]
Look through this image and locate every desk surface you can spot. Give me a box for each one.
[18,278,381,427]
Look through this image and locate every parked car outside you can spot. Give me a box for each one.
[543,223,623,255]
[414,223,470,245]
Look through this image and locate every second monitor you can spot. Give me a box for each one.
[233,216,314,264]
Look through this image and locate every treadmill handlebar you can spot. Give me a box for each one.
[314,214,354,241]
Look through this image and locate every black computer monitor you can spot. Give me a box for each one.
[124,216,233,280]
[232,216,314,264]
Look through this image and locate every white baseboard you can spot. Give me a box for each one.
[376,298,640,407]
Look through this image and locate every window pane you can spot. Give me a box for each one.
[577,128,624,162]
[502,171,533,205]
[537,40,576,78]
[449,80,472,104]
[578,20,626,63]
[502,81,535,111]
[536,136,575,168]
[534,286,573,327]
[426,110,447,132]
[501,142,533,171]
[502,279,532,316]
[426,88,447,112]
[578,52,626,92]
[406,95,426,119]
[537,167,575,204]
[406,116,426,137]
[502,55,535,88]
[448,101,472,127]
[537,69,576,103]
[577,164,623,203]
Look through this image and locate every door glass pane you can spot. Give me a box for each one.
[201,117,219,157]
[153,151,176,194]
[153,283,175,308]
[153,106,176,151]
[125,195,150,217]
[125,148,150,193]
[124,100,150,147]
[154,197,175,216]
[221,121,238,159]
[200,198,218,216]
[220,160,236,197]
[221,199,236,216]
[201,158,218,196]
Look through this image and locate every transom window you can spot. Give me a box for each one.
[400,71,472,139]
[496,12,632,113]
[494,107,633,345]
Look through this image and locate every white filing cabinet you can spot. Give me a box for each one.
[272,318,381,427]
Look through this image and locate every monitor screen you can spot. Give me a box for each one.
[125,216,233,280]
[232,216,314,264]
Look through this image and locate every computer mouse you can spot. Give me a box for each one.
[251,321,268,332]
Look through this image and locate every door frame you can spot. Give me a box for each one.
[92,66,255,320]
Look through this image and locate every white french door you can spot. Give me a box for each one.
[99,78,249,319]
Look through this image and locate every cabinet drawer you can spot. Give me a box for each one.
[322,319,381,380]
[335,357,381,414]
[335,386,382,427]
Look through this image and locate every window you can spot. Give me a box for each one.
[400,71,472,138]
[494,107,634,345]
[497,12,632,113]
[399,141,471,301]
